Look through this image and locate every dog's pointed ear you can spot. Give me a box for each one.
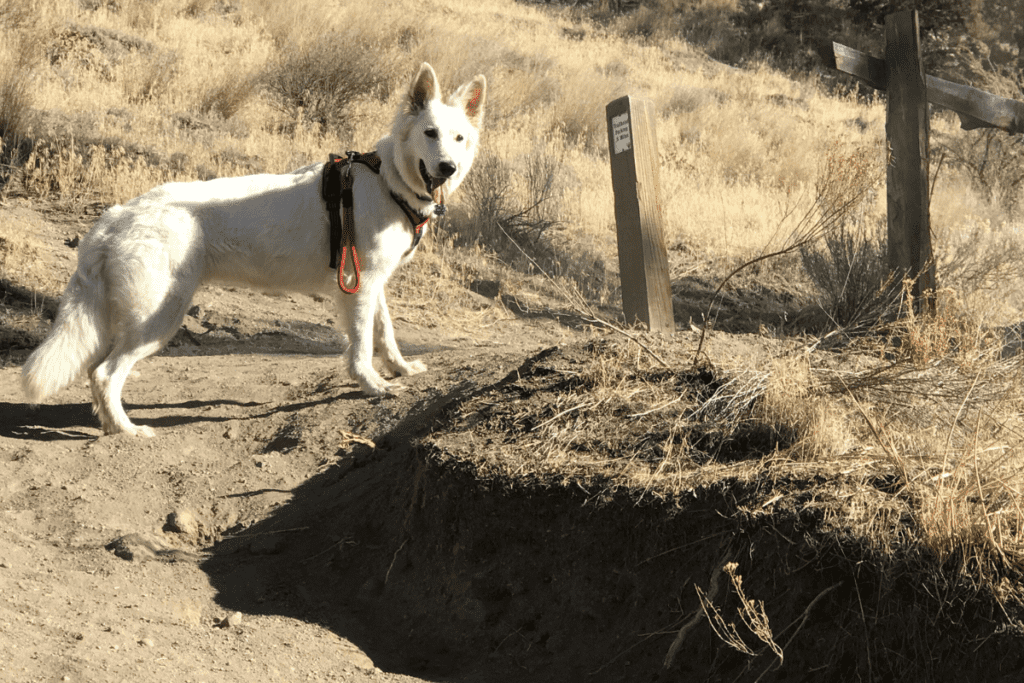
[451,75,486,129]
[408,63,441,113]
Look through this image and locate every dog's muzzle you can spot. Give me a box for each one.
[420,159,455,193]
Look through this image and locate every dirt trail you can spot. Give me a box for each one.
[0,199,581,682]
[0,318,573,683]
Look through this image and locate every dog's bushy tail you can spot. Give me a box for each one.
[22,265,108,403]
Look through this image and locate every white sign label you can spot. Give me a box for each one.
[612,112,631,154]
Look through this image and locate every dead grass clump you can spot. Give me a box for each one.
[260,9,409,134]
[938,123,1024,218]
[456,150,566,254]
[810,301,1024,597]
[935,214,1024,303]
[121,49,179,104]
[758,356,852,460]
[0,17,48,190]
[450,147,608,300]
[263,39,395,133]
[198,72,258,120]
[592,0,746,62]
[426,338,839,498]
[20,138,199,207]
[548,65,629,152]
[48,24,154,82]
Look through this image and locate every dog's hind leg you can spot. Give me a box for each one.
[90,255,198,436]
[375,290,426,378]
[90,336,166,437]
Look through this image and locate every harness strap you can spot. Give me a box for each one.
[322,153,344,271]
[321,151,446,294]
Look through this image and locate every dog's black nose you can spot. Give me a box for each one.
[438,161,457,178]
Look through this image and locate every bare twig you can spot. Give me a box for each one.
[384,538,407,585]
[664,562,727,668]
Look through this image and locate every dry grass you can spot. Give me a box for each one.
[0,208,64,296]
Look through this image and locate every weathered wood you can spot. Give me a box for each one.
[832,41,887,91]
[884,10,935,307]
[606,95,675,333]
[832,41,1024,134]
[925,74,1024,133]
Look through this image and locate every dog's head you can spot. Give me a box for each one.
[394,63,486,199]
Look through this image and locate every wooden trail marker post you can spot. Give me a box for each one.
[830,9,1024,312]
[884,10,935,308]
[605,96,675,333]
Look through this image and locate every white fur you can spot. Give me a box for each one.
[22,63,486,437]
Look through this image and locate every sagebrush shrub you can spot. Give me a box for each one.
[799,216,896,328]
[262,32,402,133]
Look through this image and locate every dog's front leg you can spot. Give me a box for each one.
[345,284,395,396]
[375,290,426,378]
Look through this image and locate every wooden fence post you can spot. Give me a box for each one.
[605,95,675,333]
[885,10,936,310]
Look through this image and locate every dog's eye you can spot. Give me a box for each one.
[425,128,438,139]
[456,134,464,142]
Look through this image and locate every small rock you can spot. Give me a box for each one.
[216,611,243,628]
[223,425,239,440]
[166,509,199,537]
[105,534,164,562]
[139,637,156,647]
[105,533,197,563]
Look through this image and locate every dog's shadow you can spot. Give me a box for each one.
[1,402,99,440]
[1,392,364,441]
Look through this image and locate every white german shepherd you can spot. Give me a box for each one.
[22,63,486,436]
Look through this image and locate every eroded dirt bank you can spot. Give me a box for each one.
[202,343,1024,683]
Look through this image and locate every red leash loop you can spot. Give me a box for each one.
[337,245,361,294]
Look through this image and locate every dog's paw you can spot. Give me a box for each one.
[104,423,156,438]
[395,359,427,376]
[362,380,404,397]
[353,367,396,397]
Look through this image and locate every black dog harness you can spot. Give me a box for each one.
[321,151,446,294]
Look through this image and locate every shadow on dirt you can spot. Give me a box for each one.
[0,391,383,440]
[199,379,486,677]
[0,401,98,440]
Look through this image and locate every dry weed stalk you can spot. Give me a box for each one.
[696,562,782,664]
[492,219,672,369]
[693,140,884,363]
